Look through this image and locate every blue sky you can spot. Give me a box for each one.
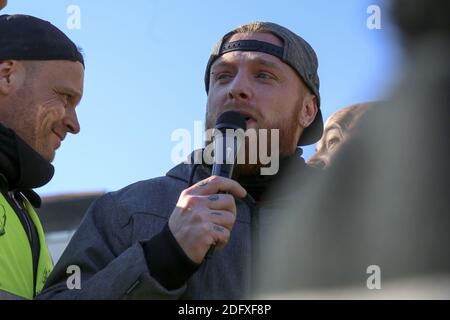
[2,0,402,196]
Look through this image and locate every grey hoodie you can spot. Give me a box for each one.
[38,152,315,299]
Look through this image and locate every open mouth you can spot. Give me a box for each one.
[235,112,256,123]
[244,116,256,124]
[222,110,257,127]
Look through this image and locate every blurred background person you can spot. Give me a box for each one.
[307,102,375,169]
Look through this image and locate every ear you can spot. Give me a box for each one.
[298,92,318,128]
[0,60,26,96]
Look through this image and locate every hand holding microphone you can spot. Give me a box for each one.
[168,111,247,263]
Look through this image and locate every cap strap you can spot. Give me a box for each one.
[219,40,283,59]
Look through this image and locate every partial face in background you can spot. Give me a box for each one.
[0,60,84,162]
[307,103,372,169]
[206,32,317,175]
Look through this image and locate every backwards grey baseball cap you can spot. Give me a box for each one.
[204,21,323,146]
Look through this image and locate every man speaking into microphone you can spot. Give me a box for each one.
[39,21,322,299]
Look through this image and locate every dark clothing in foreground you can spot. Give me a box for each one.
[256,35,450,297]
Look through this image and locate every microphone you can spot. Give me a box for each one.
[212,111,247,178]
[206,111,246,259]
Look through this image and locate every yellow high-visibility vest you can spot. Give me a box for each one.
[0,192,53,299]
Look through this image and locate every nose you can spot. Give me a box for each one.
[63,107,80,134]
[307,156,328,169]
[227,72,253,101]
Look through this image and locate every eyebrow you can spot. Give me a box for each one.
[211,55,284,73]
[56,86,83,105]
[324,124,343,134]
[251,56,284,72]
[210,60,231,72]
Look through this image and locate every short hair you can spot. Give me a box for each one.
[231,21,283,39]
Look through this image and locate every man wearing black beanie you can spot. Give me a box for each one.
[0,14,84,299]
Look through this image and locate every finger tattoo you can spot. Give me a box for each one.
[213,225,224,232]
[208,195,219,201]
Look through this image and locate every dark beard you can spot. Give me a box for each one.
[232,120,300,178]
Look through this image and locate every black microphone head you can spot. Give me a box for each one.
[215,111,247,131]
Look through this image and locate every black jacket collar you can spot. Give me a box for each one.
[0,123,54,207]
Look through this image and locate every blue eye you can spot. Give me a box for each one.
[216,73,232,80]
[256,72,275,80]
[327,137,341,150]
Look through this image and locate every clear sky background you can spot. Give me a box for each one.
[2,0,402,196]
